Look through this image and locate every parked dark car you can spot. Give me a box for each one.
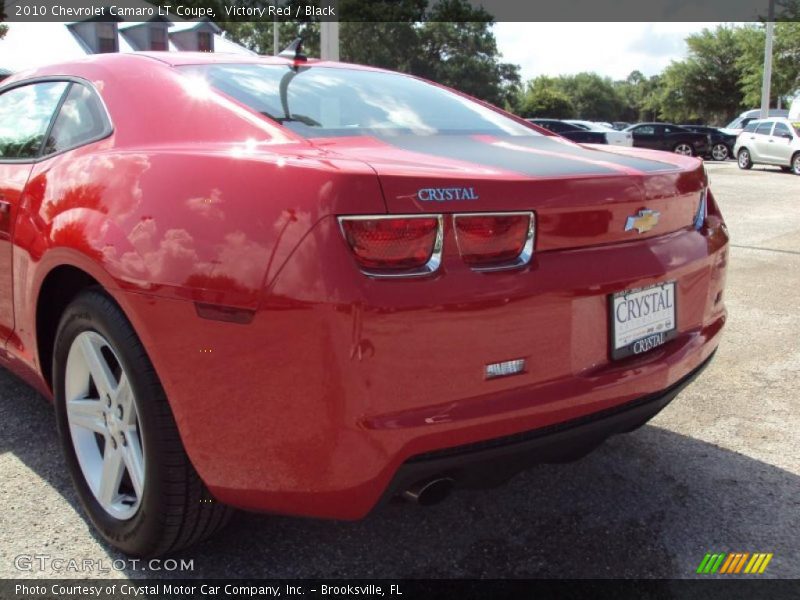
[527,119,607,144]
[680,125,737,161]
[624,123,709,157]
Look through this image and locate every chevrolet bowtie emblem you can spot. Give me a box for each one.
[625,209,660,234]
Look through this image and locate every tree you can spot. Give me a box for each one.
[340,0,520,107]
[556,73,625,121]
[737,22,800,108]
[518,78,574,118]
[614,71,663,122]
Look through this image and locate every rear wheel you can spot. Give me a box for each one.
[710,143,729,161]
[53,289,232,556]
[673,143,694,156]
[738,148,753,169]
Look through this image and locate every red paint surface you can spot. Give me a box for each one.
[0,54,728,518]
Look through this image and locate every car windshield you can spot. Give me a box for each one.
[179,64,537,138]
[725,117,744,129]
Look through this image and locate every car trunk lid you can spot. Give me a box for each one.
[310,134,706,251]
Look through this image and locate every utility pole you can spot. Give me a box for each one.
[273,1,280,55]
[319,1,339,61]
[759,0,775,118]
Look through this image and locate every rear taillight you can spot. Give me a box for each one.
[454,212,534,271]
[339,215,443,276]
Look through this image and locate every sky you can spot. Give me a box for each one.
[493,22,726,83]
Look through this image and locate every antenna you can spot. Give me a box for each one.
[278,38,307,63]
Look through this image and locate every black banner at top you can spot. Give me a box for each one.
[2,0,799,23]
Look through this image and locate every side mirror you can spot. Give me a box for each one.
[782,133,794,140]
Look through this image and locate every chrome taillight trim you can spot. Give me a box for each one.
[694,188,708,230]
[337,214,444,279]
[452,211,536,273]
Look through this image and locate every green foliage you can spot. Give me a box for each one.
[0,24,7,40]
[517,73,624,121]
[737,22,800,108]
[518,23,799,126]
[518,78,574,118]
[340,1,521,107]
[656,26,746,123]
[615,71,663,122]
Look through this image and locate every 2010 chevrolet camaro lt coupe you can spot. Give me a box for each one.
[0,52,728,556]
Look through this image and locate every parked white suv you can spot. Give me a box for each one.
[734,118,800,175]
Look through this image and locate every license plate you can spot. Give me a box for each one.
[610,282,677,360]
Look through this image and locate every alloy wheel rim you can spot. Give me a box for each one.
[739,151,749,167]
[65,331,145,520]
[675,144,692,156]
[794,156,800,173]
[712,144,728,160]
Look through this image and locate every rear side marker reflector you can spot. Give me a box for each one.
[338,215,444,278]
[485,358,526,379]
[454,212,535,271]
[195,302,255,324]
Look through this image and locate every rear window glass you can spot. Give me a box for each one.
[772,122,791,137]
[43,83,110,155]
[179,64,537,138]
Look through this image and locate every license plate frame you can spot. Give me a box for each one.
[609,281,677,360]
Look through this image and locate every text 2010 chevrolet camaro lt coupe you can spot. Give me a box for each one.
[0,52,728,556]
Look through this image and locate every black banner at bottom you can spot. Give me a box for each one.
[1,579,799,600]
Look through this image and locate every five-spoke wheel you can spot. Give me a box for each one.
[710,143,729,161]
[65,331,145,521]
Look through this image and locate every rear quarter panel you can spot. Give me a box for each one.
[10,57,386,380]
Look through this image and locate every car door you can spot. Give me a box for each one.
[768,122,795,164]
[751,121,774,162]
[630,124,661,150]
[0,80,70,344]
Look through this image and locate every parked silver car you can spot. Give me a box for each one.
[734,118,800,175]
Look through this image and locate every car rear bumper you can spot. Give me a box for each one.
[118,201,728,520]
[378,350,714,505]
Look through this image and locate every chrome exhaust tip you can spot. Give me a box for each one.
[402,477,454,506]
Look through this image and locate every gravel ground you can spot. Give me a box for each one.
[0,160,798,580]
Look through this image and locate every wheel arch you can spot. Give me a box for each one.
[33,256,132,391]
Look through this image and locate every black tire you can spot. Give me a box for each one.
[737,148,753,170]
[53,289,232,557]
[792,153,800,176]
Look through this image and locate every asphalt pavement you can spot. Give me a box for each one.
[0,160,798,579]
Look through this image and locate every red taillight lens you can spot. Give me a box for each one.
[340,216,441,272]
[454,212,533,268]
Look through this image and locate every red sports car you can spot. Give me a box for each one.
[0,52,728,557]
